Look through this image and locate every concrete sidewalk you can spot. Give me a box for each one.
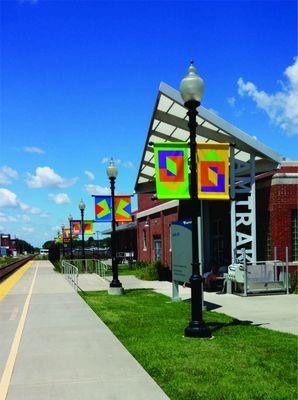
[79,274,298,335]
[0,261,168,400]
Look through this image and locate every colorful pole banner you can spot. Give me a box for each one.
[55,234,63,244]
[94,196,112,222]
[154,142,190,199]
[93,195,132,222]
[71,220,94,235]
[83,220,94,235]
[72,220,82,235]
[114,196,132,222]
[197,143,230,200]
[62,228,70,238]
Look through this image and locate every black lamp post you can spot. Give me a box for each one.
[180,61,212,338]
[79,199,86,269]
[61,224,65,257]
[106,158,123,294]
[68,214,73,260]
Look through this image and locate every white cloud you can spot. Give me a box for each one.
[22,227,34,233]
[101,157,121,165]
[0,212,18,222]
[23,146,45,154]
[0,166,19,185]
[237,57,298,135]
[101,157,133,169]
[0,189,44,217]
[84,184,110,195]
[30,207,41,215]
[40,212,50,218]
[0,188,19,208]
[26,167,78,189]
[227,97,236,107]
[123,161,134,169]
[101,157,110,164]
[49,193,71,204]
[85,170,95,181]
[22,215,31,223]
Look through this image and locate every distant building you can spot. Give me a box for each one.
[0,234,12,256]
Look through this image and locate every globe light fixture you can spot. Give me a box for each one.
[79,199,86,211]
[180,61,204,103]
[106,158,118,179]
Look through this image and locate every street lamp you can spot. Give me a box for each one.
[68,214,73,260]
[79,199,86,269]
[180,61,211,338]
[106,158,123,294]
[61,224,65,257]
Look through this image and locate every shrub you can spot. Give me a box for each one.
[49,244,60,264]
[135,262,159,281]
[53,260,62,273]
[135,260,150,270]
[156,260,172,281]
[289,270,298,294]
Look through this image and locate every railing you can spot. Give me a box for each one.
[71,259,110,278]
[94,260,109,280]
[228,247,290,296]
[62,260,79,291]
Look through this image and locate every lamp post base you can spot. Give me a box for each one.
[108,286,124,295]
[184,320,212,338]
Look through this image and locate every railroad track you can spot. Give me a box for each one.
[0,256,35,283]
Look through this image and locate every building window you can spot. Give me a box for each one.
[292,210,298,261]
[211,219,224,265]
[143,229,147,251]
[153,236,162,261]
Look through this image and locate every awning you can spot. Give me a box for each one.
[101,221,137,235]
[135,82,282,194]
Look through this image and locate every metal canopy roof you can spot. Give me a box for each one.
[135,82,282,194]
[101,221,137,235]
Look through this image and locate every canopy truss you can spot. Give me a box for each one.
[135,82,282,194]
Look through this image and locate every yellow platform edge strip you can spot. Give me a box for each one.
[0,260,33,302]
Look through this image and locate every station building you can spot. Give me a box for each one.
[111,82,298,271]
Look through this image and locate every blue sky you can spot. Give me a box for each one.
[0,0,297,247]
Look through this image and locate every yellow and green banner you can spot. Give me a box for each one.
[154,142,190,199]
[197,143,230,200]
[71,220,94,235]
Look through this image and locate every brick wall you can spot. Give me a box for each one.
[269,184,298,261]
[137,193,167,212]
[137,207,178,267]
[136,164,298,266]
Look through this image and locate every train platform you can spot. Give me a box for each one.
[0,260,168,400]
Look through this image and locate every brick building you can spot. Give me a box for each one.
[136,162,298,270]
[114,82,298,271]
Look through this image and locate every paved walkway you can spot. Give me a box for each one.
[79,274,298,335]
[0,261,168,400]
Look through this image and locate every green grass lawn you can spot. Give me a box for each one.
[105,263,137,276]
[80,289,297,400]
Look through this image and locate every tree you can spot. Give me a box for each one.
[42,240,54,249]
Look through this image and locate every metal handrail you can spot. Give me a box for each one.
[94,260,109,280]
[62,260,79,291]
